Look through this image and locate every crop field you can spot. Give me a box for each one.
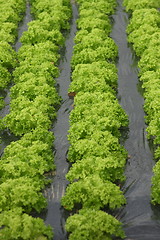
[0,0,160,239]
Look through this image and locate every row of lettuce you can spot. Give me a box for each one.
[123,0,160,205]
[0,0,71,239]
[61,0,129,239]
[0,0,26,109]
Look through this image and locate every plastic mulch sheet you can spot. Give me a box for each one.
[111,0,160,239]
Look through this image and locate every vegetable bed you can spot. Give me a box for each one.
[123,0,160,205]
[0,0,71,239]
[61,0,129,239]
[0,0,26,110]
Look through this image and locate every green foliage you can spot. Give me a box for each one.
[79,0,116,15]
[72,33,118,69]
[0,65,11,89]
[138,45,160,74]
[0,0,72,239]
[0,22,17,43]
[79,9,110,21]
[127,9,160,34]
[14,61,59,79]
[0,177,46,213]
[0,0,25,26]
[74,28,106,44]
[0,208,53,240]
[0,0,25,46]
[77,0,116,8]
[146,113,160,146]
[10,76,60,103]
[146,32,160,49]
[0,0,26,16]
[0,135,54,182]
[3,96,55,136]
[124,0,160,11]
[155,147,160,159]
[66,208,125,240]
[63,0,127,238]
[0,7,21,24]
[69,77,114,94]
[0,128,54,208]
[0,0,26,113]
[3,130,54,163]
[73,91,116,105]
[140,70,160,85]
[68,130,127,162]
[62,175,126,210]
[0,156,47,184]
[77,16,111,33]
[0,41,17,69]
[66,155,126,183]
[31,0,71,23]
[0,98,5,110]
[71,11,117,69]
[70,0,117,70]
[20,22,64,46]
[68,107,127,139]
[151,161,160,204]
[74,35,117,55]
[37,8,71,30]
[71,61,118,88]
[69,92,128,130]
[127,9,160,56]
[127,25,159,56]
[124,0,160,206]
[19,126,54,146]
[72,15,118,69]
[17,41,59,63]
[71,47,117,69]
[144,87,160,124]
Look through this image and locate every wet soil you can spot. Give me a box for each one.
[111,0,160,239]
[44,3,78,240]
